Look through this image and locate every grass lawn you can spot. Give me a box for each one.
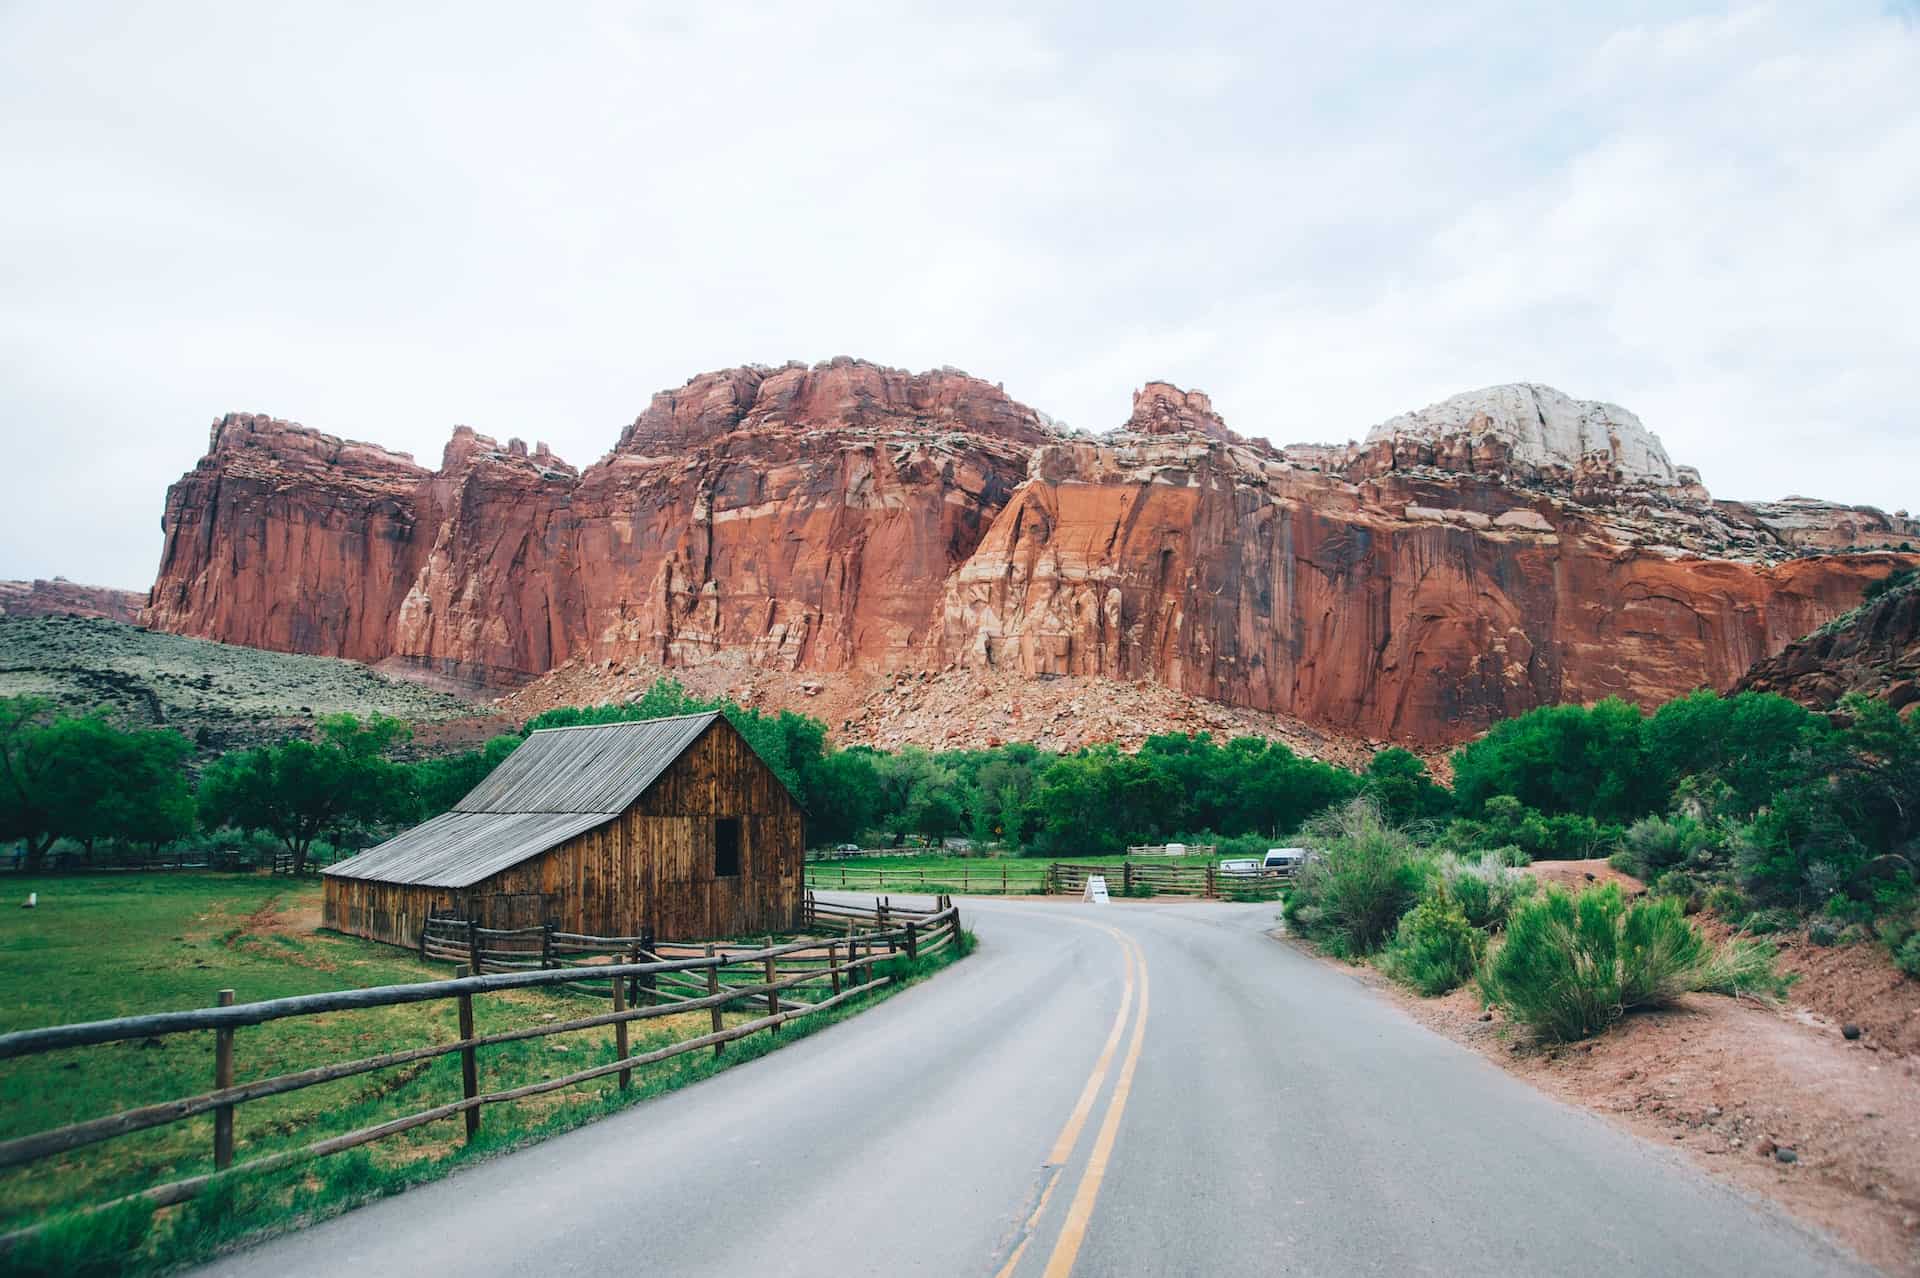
[0,872,966,1274]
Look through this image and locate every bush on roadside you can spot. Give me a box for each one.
[1378,893,1484,995]
[1478,884,1788,1042]
[1434,851,1535,932]
[1287,798,1429,954]
[1741,906,1799,936]
[1703,883,1749,926]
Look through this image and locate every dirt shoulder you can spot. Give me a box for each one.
[1297,941,1920,1275]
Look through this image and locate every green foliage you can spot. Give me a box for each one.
[1611,813,1719,883]
[1479,884,1786,1041]
[1443,794,1621,861]
[1378,892,1484,995]
[1286,799,1429,954]
[1450,697,1662,824]
[1363,747,1452,826]
[0,696,195,868]
[1433,851,1535,931]
[1863,566,1916,602]
[1703,883,1749,925]
[1897,934,1920,979]
[3,1196,154,1277]
[1644,690,1833,820]
[1742,907,1799,936]
[198,714,414,873]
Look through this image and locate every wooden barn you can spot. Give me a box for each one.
[321,712,805,947]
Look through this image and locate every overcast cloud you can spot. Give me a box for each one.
[2,1,1916,588]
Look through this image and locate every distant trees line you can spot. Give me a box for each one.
[2,672,1915,918]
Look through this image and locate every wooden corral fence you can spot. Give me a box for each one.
[1049,861,1290,900]
[804,862,1052,895]
[1123,843,1218,858]
[0,903,962,1254]
[805,861,1292,899]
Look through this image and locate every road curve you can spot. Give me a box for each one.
[198,896,1870,1277]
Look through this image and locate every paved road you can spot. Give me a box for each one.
[201,896,1870,1276]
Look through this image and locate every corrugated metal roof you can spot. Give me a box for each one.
[455,712,721,815]
[323,712,725,888]
[323,811,614,887]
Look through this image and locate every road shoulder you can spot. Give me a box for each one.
[1280,932,1920,1276]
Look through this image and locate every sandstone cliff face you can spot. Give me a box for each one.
[0,578,145,622]
[145,365,1920,746]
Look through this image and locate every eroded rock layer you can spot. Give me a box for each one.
[145,361,1920,745]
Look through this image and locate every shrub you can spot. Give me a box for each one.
[1742,907,1799,936]
[1478,884,1785,1041]
[1612,814,1716,882]
[1808,918,1843,947]
[1703,884,1749,926]
[1652,869,1705,911]
[1378,893,1484,995]
[1288,798,1429,954]
[1897,935,1920,979]
[1434,851,1535,932]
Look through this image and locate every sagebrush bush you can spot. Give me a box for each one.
[1612,814,1717,882]
[1703,884,1749,925]
[1289,798,1429,953]
[1379,894,1484,995]
[1478,884,1786,1041]
[1742,907,1799,936]
[1898,935,1920,979]
[1435,851,1535,932]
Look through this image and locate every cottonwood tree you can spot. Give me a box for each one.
[199,714,413,873]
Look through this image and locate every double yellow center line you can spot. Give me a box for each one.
[996,923,1150,1278]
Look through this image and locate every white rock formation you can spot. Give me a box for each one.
[1365,383,1680,487]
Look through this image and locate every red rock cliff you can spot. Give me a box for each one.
[145,365,1920,745]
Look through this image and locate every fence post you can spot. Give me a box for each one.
[454,964,480,1141]
[541,923,555,970]
[611,972,631,1091]
[467,919,481,975]
[639,930,656,1007]
[905,920,919,961]
[213,989,235,1170]
[827,939,841,996]
[1123,862,1134,897]
[764,949,780,1030]
[951,900,963,947]
[706,945,724,1058]
[1205,864,1217,900]
[418,912,431,959]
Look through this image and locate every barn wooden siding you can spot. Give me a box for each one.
[321,720,805,946]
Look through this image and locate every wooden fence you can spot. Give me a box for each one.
[804,862,1052,895]
[0,902,962,1253]
[805,861,1290,900]
[1124,843,1218,858]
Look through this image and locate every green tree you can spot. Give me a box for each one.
[408,734,522,818]
[0,698,69,867]
[199,714,413,873]
[42,716,194,857]
[1450,697,1662,823]
[1363,747,1452,827]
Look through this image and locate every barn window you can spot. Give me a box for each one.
[714,818,742,878]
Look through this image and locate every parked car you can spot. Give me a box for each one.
[835,843,860,853]
[1217,858,1261,876]
[1263,847,1308,872]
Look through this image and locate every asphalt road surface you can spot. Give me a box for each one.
[199,895,1872,1276]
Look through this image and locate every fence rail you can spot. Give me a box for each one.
[0,902,963,1253]
[803,863,1051,895]
[805,860,1291,900]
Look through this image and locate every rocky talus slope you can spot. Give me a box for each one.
[144,360,1919,747]
[1736,574,1920,714]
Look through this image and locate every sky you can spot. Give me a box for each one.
[2,1,1916,589]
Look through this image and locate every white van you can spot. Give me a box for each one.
[1262,847,1308,872]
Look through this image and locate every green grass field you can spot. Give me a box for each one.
[0,872,965,1274]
